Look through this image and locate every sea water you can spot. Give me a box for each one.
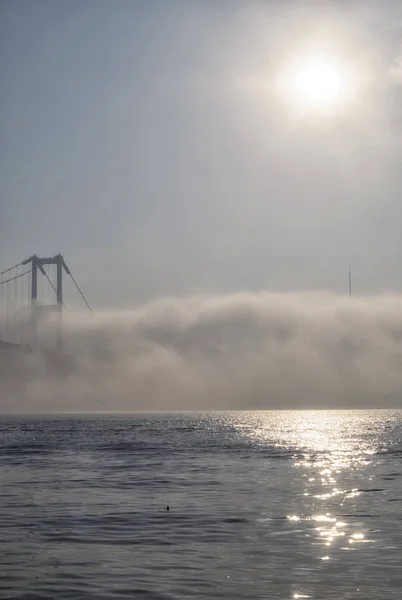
[1,410,401,599]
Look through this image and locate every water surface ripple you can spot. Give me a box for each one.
[1,410,401,599]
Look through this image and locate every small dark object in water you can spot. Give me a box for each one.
[166,505,170,511]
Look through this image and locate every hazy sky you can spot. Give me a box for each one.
[2,0,402,308]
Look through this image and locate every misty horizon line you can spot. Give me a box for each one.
[2,407,402,416]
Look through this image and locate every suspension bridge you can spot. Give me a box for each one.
[0,254,91,352]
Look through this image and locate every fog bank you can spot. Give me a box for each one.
[1,291,402,412]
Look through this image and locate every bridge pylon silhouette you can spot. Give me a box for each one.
[0,254,91,351]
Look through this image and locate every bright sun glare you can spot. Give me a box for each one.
[277,56,349,115]
[295,62,341,102]
[295,61,341,104]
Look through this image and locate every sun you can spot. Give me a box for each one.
[275,56,347,115]
[295,61,341,104]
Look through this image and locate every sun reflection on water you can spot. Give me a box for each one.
[228,410,389,568]
[229,410,378,464]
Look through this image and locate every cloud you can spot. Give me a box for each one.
[1,291,402,412]
[389,52,402,86]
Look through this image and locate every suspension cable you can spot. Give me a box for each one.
[41,266,68,311]
[0,270,32,286]
[0,262,23,277]
[69,272,92,312]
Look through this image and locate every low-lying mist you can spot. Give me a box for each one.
[1,291,402,412]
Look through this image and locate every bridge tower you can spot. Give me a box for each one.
[22,254,70,351]
[1,253,91,350]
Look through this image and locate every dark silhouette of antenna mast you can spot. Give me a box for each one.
[349,265,352,299]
